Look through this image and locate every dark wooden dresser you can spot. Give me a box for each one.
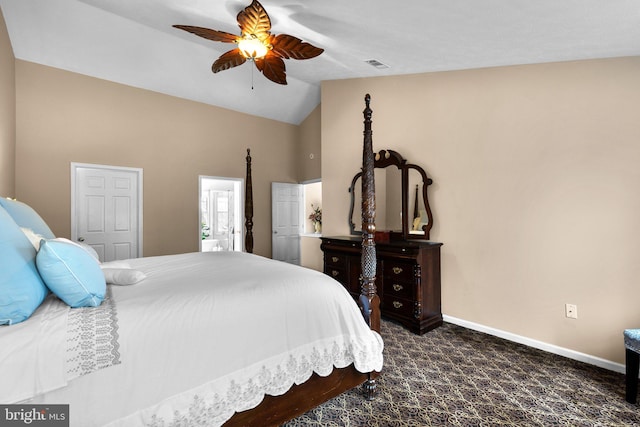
[320,236,443,334]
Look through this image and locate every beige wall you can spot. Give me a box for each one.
[297,105,321,182]
[322,57,640,364]
[0,7,15,197]
[301,236,322,271]
[297,104,322,270]
[15,61,299,258]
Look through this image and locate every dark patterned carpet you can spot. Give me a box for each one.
[285,320,640,426]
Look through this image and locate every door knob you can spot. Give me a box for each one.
[273,231,278,234]
[78,237,85,242]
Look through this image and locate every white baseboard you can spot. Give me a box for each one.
[443,315,626,375]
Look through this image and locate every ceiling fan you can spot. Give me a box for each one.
[173,0,324,85]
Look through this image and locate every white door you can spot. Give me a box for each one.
[272,182,302,265]
[71,163,143,262]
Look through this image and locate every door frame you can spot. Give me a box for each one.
[70,162,144,258]
[198,175,244,252]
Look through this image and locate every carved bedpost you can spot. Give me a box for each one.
[245,148,254,254]
[360,94,380,400]
[360,94,380,332]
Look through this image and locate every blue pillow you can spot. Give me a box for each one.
[0,206,49,325]
[37,239,106,308]
[0,198,55,239]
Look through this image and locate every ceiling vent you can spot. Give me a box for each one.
[365,59,390,70]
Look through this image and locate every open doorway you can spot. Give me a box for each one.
[199,176,243,252]
[303,180,322,235]
[300,179,323,271]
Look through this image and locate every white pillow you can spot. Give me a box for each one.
[102,268,146,286]
[20,227,44,251]
[76,242,100,262]
[101,260,131,269]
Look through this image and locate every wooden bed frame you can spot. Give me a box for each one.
[226,94,381,426]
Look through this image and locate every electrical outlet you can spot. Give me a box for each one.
[565,303,578,319]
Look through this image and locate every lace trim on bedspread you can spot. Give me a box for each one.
[66,287,121,380]
[130,335,383,427]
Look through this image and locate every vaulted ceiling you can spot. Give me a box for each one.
[2,0,639,124]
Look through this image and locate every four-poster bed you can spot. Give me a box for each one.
[0,95,381,427]
[227,94,381,425]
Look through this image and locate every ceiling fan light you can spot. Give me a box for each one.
[174,0,322,84]
[238,37,268,59]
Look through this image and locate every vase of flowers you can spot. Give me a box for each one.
[201,222,210,240]
[309,204,322,234]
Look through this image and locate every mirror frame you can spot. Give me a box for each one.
[348,149,434,240]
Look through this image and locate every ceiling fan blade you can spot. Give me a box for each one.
[255,53,287,85]
[212,49,247,73]
[237,0,271,41]
[270,34,324,60]
[173,25,239,43]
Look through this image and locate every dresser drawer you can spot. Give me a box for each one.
[383,279,414,300]
[325,252,348,269]
[381,296,415,319]
[383,260,416,282]
[325,266,347,285]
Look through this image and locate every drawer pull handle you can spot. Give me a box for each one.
[392,267,403,275]
[331,270,339,277]
[392,301,403,309]
[392,284,403,292]
[332,256,339,263]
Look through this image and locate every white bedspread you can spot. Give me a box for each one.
[0,294,68,403]
[18,251,383,426]
[1,289,121,405]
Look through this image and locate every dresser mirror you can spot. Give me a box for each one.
[348,149,433,240]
